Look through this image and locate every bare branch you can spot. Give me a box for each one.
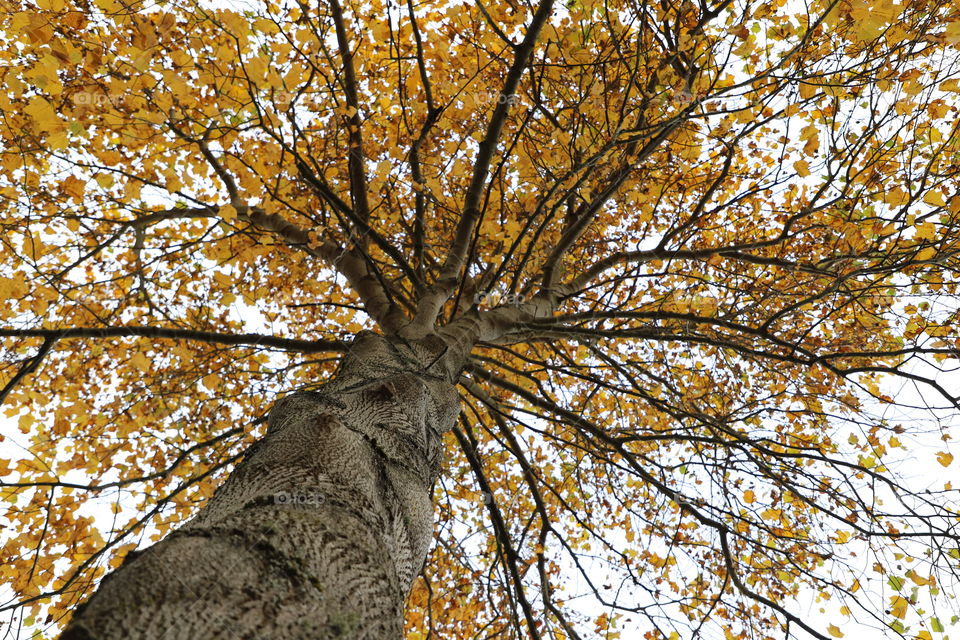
[0,336,56,405]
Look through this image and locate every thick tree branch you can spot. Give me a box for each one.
[412,0,555,332]
[238,204,410,331]
[0,327,346,353]
[453,423,544,640]
[540,120,686,292]
[0,336,56,405]
[0,426,247,491]
[328,0,372,243]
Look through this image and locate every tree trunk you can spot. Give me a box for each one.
[60,331,464,640]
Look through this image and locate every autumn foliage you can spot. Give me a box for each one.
[4,0,960,637]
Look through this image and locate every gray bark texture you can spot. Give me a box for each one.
[60,331,464,640]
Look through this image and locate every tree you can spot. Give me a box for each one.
[3,0,960,637]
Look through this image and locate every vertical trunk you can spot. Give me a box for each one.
[61,332,464,640]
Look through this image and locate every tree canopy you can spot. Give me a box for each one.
[3,0,960,638]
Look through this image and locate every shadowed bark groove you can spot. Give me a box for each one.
[59,332,464,640]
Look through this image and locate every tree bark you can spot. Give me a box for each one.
[60,331,464,640]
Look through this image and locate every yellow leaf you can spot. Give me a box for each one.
[794,159,810,177]
[799,123,819,141]
[928,102,950,120]
[732,35,755,57]
[945,21,960,45]
[692,295,718,315]
[18,414,34,432]
[25,96,60,132]
[939,79,960,92]
[109,543,139,569]
[129,352,151,372]
[936,451,953,467]
[203,373,222,391]
[62,175,86,199]
[896,99,915,115]
[907,570,930,586]
[253,17,279,34]
[93,0,123,12]
[220,204,239,223]
[914,221,937,242]
[883,187,910,207]
[743,490,755,504]
[922,191,946,207]
[48,130,68,149]
[850,0,901,41]
[827,623,844,638]
[890,595,908,619]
